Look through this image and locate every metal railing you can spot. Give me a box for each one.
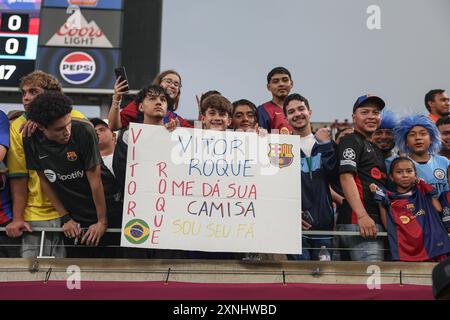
[0,227,392,259]
[0,228,438,286]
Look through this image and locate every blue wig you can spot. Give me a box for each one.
[394,114,441,154]
[379,109,399,130]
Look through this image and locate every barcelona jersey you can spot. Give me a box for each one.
[257,101,293,133]
[374,180,450,261]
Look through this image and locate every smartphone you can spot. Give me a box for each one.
[302,210,314,225]
[114,66,129,91]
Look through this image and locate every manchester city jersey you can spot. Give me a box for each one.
[411,155,450,197]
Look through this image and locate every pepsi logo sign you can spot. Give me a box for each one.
[59,51,96,85]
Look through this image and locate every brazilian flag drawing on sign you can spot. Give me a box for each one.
[124,219,150,244]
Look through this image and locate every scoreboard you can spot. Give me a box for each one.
[0,0,123,90]
[0,0,41,87]
[36,1,123,90]
[0,0,160,92]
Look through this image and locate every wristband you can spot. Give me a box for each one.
[60,214,71,224]
[112,95,122,103]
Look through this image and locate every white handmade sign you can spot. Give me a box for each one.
[120,123,301,254]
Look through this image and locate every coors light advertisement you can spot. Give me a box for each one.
[38,8,122,48]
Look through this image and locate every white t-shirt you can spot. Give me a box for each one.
[300,133,316,157]
[102,153,115,176]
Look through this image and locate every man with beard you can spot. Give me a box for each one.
[436,116,450,160]
[336,94,387,261]
[283,93,337,260]
[425,89,450,123]
[257,67,293,134]
[371,109,400,173]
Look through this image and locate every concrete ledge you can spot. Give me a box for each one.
[0,258,435,286]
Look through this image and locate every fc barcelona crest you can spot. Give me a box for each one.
[268,143,294,168]
[67,151,78,161]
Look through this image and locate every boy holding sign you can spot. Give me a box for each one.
[113,85,178,258]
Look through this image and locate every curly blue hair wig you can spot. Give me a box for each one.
[394,114,441,154]
[379,109,399,130]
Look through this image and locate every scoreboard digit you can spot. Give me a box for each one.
[0,64,16,80]
[0,37,28,56]
[0,59,35,84]
[0,13,30,33]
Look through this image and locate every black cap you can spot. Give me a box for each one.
[90,118,109,128]
[353,94,385,113]
[432,257,450,299]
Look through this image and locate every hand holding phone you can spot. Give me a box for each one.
[114,66,129,93]
[302,210,314,226]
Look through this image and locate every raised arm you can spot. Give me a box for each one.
[107,78,128,131]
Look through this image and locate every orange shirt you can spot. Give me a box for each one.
[428,113,439,123]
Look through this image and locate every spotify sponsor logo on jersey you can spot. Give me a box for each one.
[44,169,84,183]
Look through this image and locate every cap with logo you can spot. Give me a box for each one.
[353,94,385,113]
[90,118,109,129]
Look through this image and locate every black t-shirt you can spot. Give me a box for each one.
[337,131,387,225]
[112,127,128,199]
[24,120,121,227]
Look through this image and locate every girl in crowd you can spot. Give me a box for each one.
[370,157,450,262]
[108,70,193,130]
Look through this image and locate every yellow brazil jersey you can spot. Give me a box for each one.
[7,109,86,221]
